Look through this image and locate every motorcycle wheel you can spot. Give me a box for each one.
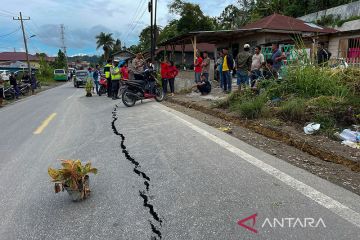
[122,89,136,107]
[4,91,15,100]
[154,87,165,102]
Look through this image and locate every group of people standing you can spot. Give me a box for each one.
[214,43,286,93]
[160,59,179,97]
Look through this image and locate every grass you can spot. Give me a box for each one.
[215,64,359,133]
[279,97,306,122]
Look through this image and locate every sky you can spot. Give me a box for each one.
[0,0,236,57]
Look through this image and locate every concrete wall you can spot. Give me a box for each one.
[334,19,360,31]
[172,60,215,93]
[298,1,360,22]
[329,32,360,58]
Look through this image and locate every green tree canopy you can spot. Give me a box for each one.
[95,32,114,61]
[54,49,67,69]
[168,0,214,34]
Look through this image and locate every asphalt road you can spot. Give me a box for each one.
[1,83,360,240]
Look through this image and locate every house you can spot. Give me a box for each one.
[0,52,55,69]
[111,50,135,62]
[159,14,337,64]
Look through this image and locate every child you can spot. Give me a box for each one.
[167,61,179,97]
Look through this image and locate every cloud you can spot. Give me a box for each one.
[35,24,122,50]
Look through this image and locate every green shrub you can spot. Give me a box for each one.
[235,94,268,119]
[279,98,306,121]
[285,66,349,98]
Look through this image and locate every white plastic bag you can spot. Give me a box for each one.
[304,123,321,135]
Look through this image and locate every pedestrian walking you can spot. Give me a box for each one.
[194,51,203,83]
[221,47,234,93]
[160,58,170,95]
[216,52,224,89]
[93,65,101,95]
[167,61,179,97]
[250,46,265,88]
[236,44,252,91]
[110,59,121,100]
[9,72,19,99]
[0,75,4,107]
[201,51,210,81]
[104,59,113,97]
[317,42,331,66]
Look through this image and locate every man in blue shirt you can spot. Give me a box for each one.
[271,43,285,78]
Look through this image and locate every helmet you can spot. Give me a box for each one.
[244,44,250,49]
[119,60,126,67]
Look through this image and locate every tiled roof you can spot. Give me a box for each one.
[0,52,54,61]
[242,14,337,34]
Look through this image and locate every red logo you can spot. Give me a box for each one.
[237,213,258,233]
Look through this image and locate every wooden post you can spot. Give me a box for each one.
[191,35,197,70]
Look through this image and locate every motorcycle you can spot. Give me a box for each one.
[121,69,164,107]
[98,76,107,96]
[4,86,15,100]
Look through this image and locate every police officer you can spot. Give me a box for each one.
[103,59,113,97]
[110,59,121,100]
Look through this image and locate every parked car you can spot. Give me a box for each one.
[0,70,10,81]
[73,70,88,88]
[53,69,67,81]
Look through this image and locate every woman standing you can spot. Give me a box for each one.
[167,61,178,97]
[160,58,170,94]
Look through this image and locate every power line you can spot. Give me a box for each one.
[0,26,21,38]
[123,0,148,43]
[123,0,146,37]
[13,12,32,74]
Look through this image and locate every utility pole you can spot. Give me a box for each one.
[13,12,31,75]
[153,0,157,62]
[148,0,154,64]
[60,24,68,72]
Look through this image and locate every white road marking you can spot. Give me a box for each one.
[156,106,360,228]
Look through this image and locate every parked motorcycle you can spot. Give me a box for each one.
[4,86,15,100]
[98,76,107,96]
[121,69,164,107]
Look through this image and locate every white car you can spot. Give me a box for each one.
[0,70,10,81]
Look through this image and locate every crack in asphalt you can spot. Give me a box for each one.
[111,106,163,240]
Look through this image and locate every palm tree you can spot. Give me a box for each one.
[112,39,122,54]
[96,32,115,61]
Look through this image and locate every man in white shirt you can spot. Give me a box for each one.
[250,46,265,88]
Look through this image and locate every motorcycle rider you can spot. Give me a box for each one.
[110,59,121,100]
[104,59,113,98]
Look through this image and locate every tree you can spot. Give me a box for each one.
[218,4,250,29]
[158,20,179,43]
[169,0,214,34]
[112,39,122,54]
[95,32,114,61]
[54,49,67,69]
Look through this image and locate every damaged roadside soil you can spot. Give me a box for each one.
[163,101,360,196]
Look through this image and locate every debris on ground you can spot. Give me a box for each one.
[304,122,321,135]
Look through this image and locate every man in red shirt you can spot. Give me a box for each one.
[120,61,129,80]
[194,51,203,83]
[160,58,170,94]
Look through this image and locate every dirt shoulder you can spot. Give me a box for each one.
[163,93,360,196]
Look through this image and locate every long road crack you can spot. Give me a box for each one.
[111,106,163,240]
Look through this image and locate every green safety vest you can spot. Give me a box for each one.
[111,66,121,80]
[104,64,112,79]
